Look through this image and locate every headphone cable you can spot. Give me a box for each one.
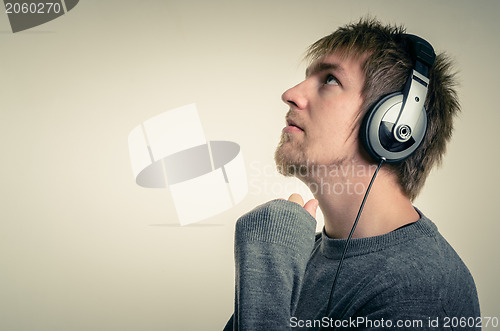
[323,158,385,320]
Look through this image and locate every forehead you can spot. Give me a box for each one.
[306,52,366,85]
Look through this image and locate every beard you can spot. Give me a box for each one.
[274,132,308,177]
[274,132,347,180]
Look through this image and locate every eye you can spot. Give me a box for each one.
[325,74,340,86]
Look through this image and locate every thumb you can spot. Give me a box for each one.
[287,193,304,206]
[303,199,319,219]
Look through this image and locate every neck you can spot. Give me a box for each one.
[300,159,419,239]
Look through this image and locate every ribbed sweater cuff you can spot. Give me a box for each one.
[235,199,317,252]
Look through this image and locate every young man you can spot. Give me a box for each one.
[224,18,480,330]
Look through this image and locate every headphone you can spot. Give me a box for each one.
[360,34,436,163]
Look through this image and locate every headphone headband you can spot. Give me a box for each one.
[403,34,436,77]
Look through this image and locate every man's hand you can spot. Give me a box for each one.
[287,193,318,219]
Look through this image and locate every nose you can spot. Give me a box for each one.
[281,81,307,110]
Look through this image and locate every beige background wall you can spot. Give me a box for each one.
[1,0,498,330]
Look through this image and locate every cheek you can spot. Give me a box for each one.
[316,99,359,136]
[310,96,363,153]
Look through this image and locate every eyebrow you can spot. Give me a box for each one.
[305,62,346,78]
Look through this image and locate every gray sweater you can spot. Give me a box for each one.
[224,199,480,330]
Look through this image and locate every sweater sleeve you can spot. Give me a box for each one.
[224,199,317,331]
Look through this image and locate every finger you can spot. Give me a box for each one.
[288,193,304,206]
[303,199,319,219]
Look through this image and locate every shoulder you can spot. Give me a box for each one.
[374,217,474,290]
[366,216,480,317]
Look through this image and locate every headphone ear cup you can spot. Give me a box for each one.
[361,92,427,163]
[361,92,403,162]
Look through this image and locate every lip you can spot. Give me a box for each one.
[284,118,304,133]
[283,125,303,133]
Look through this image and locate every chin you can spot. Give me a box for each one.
[274,139,309,177]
